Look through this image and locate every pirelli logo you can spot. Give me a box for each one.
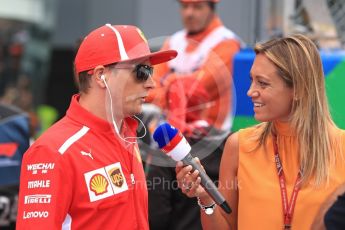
[24,194,52,204]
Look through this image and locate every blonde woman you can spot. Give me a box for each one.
[176,34,345,229]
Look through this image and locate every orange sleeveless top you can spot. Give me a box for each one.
[237,122,345,229]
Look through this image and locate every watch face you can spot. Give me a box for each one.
[205,207,214,215]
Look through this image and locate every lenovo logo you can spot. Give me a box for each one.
[23,211,49,219]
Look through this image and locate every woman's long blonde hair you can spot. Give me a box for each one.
[254,34,339,185]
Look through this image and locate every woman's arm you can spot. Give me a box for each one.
[200,132,239,229]
[175,132,239,230]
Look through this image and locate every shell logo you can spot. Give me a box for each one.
[90,173,109,195]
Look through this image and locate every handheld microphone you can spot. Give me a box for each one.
[153,122,231,214]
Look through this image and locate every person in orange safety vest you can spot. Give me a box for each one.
[144,1,244,230]
[146,0,243,137]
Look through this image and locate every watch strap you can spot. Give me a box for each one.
[197,197,216,215]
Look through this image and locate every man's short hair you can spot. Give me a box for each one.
[78,71,92,93]
[77,63,118,94]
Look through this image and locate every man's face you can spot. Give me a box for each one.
[106,62,155,118]
[180,2,214,34]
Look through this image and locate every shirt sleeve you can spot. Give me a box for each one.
[16,145,72,229]
[324,192,345,229]
[147,38,240,108]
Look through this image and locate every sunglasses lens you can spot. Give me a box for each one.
[135,65,153,82]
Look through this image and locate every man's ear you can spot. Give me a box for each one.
[93,65,106,88]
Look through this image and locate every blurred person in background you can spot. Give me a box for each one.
[0,32,39,140]
[0,30,31,230]
[147,0,243,135]
[176,34,345,229]
[0,99,30,230]
[144,0,243,229]
[16,24,177,229]
[1,74,39,139]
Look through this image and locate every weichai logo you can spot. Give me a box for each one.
[27,163,55,174]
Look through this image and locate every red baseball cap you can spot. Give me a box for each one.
[75,24,178,75]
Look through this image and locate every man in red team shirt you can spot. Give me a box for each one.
[17,24,177,229]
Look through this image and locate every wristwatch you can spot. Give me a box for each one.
[197,197,216,215]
